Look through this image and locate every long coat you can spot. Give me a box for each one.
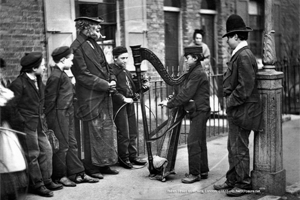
[223,46,262,131]
[70,33,116,121]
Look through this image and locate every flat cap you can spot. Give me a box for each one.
[20,52,43,71]
[74,16,104,24]
[184,46,203,56]
[112,46,128,57]
[52,46,72,63]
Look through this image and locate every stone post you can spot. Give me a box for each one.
[251,0,286,195]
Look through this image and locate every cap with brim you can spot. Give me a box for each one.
[52,46,72,63]
[222,14,253,38]
[184,46,203,56]
[74,16,104,24]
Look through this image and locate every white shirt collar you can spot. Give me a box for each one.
[232,41,248,56]
[26,72,37,81]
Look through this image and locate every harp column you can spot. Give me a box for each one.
[251,0,286,195]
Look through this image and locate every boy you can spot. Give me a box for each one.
[7,52,62,197]
[110,46,148,169]
[160,46,210,183]
[44,46,99,186]
[213,14,262,197]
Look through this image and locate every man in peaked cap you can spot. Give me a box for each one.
[45,46,99,187]
[160,45,210,184]
[213,14,262,197]
[71,17,119,179]
[5,52,63,197]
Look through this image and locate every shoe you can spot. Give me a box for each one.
[81,173,99,183]
[201,172,208,179]
[100,166,119,175]
[181,174,201,184]
[226,187,248,197]
[89,173,104,179]
[119,159,133,169]
[130,158,147,165]
[31,185,54,197]
[59,177,76,187]
[45,181,63,191]
[74,173,100,183]
[213,182,234,190]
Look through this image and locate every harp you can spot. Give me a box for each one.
[130,45,186,182]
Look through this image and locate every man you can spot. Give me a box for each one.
[160,46,210,184]
[44,46,99,186]
[110,46,148,169]
[6,52,62,197]
[213,14,262,197]
[70,16,119,179]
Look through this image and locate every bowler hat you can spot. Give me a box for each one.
[52,46,72,63]
[222,14,252,38]
[184,46,203,56]
[113,46,128,57]
[74,16,104,24]
[20,52,43,72]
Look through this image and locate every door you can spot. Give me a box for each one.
[165,11,179,75]
[44,0,76,75]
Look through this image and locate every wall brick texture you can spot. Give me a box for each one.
[0,0,46,83]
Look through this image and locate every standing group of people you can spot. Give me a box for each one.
[1,13,262,198]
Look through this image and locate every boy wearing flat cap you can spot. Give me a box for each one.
[213,14,262,197]
[44,46,99,187]
[110,46,148,169]
[160,46,210,184]
[6,52,63,197]
[71,16,119,178]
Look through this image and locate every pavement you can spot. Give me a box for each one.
[24,115,300,200]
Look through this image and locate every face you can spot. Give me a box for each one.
[33,58,46,75]
[184,55,197,68]
[226,34,238,50]
[61,54,74,70]
[194,33,203,45]
[87,24,102,40]
[114,52,128,68]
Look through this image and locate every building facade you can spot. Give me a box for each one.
[0,0,299,91]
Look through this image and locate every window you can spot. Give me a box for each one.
[75,0,116,45]
[164,0,180,7]
[248,0,264,58]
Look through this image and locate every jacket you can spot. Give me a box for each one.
[223,46,262,131]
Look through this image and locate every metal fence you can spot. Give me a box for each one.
[276,58,300,114]
[134,74,228,155]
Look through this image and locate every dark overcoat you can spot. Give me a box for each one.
[70,33,116,121]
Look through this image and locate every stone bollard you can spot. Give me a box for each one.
[251,68,286,195]
[251,1,286,193]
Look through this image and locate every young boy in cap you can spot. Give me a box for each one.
[6,52,62,197]
[110,46,148,169]
[44,46,99,187]
[213,14,262,197]
[160,46,210,184]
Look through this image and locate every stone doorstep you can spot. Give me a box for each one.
[286,182,300,195]
[282,115,291,123]
[257,196,282,200]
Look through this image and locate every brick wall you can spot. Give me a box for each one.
[0,0,46,83]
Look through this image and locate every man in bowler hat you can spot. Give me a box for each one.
[213,14,262,197]
[70,16,119,179]
[5,52,63,197]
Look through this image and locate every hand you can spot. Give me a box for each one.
[108,81,116,89]
[158,100,168,107]
[123,97,134,104]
